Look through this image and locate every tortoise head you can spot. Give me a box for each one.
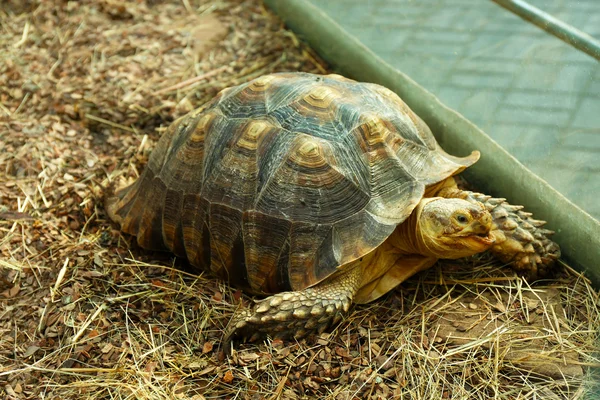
[417,198,495,259]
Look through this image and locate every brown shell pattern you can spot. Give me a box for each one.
[106,72,477,294]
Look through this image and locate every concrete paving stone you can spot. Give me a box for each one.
[571,97,600,130]
[577,177,600,217]
[402,40,466,59]
[545,148,600,172]
[420,8,476,30]
[488,123,561,161]
[435,87,479,111]
[467,35,548,59]
[345,25,408,51]
[466,32,519,55]
[587,69,600,94]
[458,91,504,126]
[338,2,424,26]
[563,131,600,150]
[482,19,536,35]
[527,162,600,218]
[369,38,410,55]
[448,71,514,89]
[372,4,425,19]
[516,43,586,64]
[583,14,600,37]
[317,1,375,16]
[558,45,600,64]
[513,64,562,90]
[553,64,597,93]
[382,57,447,90]
[411,30,473,45]
[454,58,521,75]
[495,105,572,127]
[503,91,579,111]
[436,9,498,32]
[482,11,539,33]
[531,156,600,218]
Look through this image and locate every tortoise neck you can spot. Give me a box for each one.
[388,198,438,257]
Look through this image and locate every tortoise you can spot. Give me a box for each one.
[106,72,560,342]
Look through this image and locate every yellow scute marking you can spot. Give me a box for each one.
[190,113,214,142]
[250,74,277,90]
[237,120,272,150]
[361,114,387,146]
[289,135,327,168]
[298,140,319,156]
[304,86,339,108]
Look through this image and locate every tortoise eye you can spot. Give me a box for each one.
[456,214,469,224]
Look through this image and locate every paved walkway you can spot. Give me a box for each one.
[310,0,600,219]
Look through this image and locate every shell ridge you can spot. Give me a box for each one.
[266,79,316,114]
[200,110,227,185]
[200,124,247,203]
[329,162,370,203]
[252,131,295,209]
[206,203,229,280]
[161,187,184,251]
[241,211,294,293]
[365,181,424,226]
[157,117,195,179]
[288,223,332,289]
[179,194,210,266]
[384,142,417,181]
[330,137,371,196]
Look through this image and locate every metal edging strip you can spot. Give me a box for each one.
[264,0,600,287]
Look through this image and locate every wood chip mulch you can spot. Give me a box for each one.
[1,1,599,399]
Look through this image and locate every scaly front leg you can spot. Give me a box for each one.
[224,265,362,345]
[435,180,560,279]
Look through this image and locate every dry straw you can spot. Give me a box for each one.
[0,0,598,399]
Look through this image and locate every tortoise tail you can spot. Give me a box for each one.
[105,169,170,252]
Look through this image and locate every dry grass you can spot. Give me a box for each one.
[0,0,599,399]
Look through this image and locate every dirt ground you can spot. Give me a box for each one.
[1,1,599,399]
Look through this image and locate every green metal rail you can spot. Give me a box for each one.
[492,0,600,61]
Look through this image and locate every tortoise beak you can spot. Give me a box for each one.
[472,232,496,246]
[457,214,495,246]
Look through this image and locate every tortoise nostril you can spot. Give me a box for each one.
[484,213,492,227]
[472,220,490,235]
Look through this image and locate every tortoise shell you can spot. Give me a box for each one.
[106,72,477,294]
